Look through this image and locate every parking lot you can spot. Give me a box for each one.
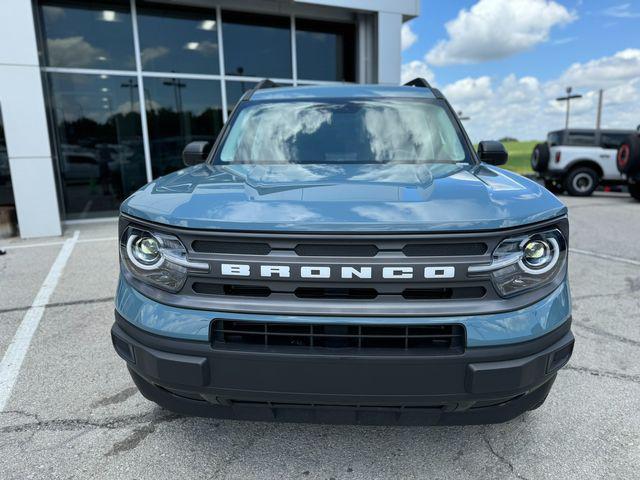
[0,193,638,480]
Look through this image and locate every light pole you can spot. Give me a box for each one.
[163,78,188,139]
[556,87,582,129]
[457,111,470,121]
[120,79,138,114]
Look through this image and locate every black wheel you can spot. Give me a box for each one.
[564,167,599,196]
[531,143,550,172]
[544,179,563,194]
[629,183,640,202]
[617,135,640,174]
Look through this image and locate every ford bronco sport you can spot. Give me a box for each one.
[112,79,574,425]
[532,128,634,196]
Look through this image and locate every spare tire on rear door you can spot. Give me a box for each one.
[531,143,550,172]
[617,134,640,174]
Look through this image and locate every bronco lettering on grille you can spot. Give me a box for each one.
[219,264,456,280]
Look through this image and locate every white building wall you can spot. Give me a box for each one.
[0,0,62,238]
[376,12,403,84]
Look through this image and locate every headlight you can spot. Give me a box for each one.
[120,226,208,292]
[469,228,567,297]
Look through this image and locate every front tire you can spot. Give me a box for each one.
[564,167,599,196]
[629,183,640,202]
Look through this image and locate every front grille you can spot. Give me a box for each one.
[122,214,568,317]
[211,320,465,354]
[192,282,486,301]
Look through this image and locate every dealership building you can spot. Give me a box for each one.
[0,0,418,238]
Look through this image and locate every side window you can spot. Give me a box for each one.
[600,133,628,149]
[566,132,596,146]
[547,132,563,147]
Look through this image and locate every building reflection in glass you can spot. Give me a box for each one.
[144,77,223,177]
[0,106,14,207]
[47,73,146,218]
[40,0,135,70]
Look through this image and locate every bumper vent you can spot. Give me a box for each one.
[211,320,465,354]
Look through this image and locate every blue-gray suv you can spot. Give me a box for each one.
[111,79,574,425]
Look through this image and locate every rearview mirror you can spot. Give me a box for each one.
[182,141,212,166]
[478,141,508,166]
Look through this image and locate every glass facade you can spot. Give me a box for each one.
[145,77,223,177]
[37,0,357,218]
[40,0,136,70]
[296,19,356,82]
[0,106,14,207]
[137,4,220,74]
[222,11,292,78]
[47,73,146,216]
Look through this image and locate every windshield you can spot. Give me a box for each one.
[215,98,472,165]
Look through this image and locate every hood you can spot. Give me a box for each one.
[121,163,567,232]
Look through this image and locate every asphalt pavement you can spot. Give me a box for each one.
[0,192,638,480]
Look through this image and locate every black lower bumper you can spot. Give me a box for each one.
[112,312,574,425]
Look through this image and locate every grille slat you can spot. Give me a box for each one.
[193,282,486,300]
[402,243,487,257]
[295,244,379,257]
[212,320,465,354]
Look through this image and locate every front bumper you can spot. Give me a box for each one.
[112,311,574,425]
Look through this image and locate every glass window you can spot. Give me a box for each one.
[547,131,563,147]
[600,132,629,149]
[47,73,146,217]
[296,19,355,82]
[225,80,258,115]
[0,106,14,207]
[222,11,291,78]
[144,77,224,177]
[137,4,219,74]
[566,131,596,146]
[217,99,470,165]
[39,0,135,70]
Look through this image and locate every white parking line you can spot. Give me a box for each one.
[570,248,640,267]
[0,231,80,411]
[0,236,116,251]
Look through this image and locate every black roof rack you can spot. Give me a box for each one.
[245,79,280,100]
[403,77,432,88]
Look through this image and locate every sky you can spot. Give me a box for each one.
[401,0,640,142]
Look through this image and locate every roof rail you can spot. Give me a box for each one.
[403,77,432,88]
[246,79,280,99]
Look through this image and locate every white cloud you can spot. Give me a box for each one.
[442,76,493,105]
[426,0,576,66]
[140,46,169,65]
[437,49,640,142]
[552,48,640,90]
[46,37,105,68]
[401,23,418,51]
[400,60,435,84]
[602,3,640,18]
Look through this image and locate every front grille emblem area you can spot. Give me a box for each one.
[217,263,456,281]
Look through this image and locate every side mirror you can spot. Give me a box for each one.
[182,141,212,166]
[478,141,508,166]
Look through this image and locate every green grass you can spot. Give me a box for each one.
[500,140,540,175]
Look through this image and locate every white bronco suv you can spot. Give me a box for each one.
[531,128,634,196]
